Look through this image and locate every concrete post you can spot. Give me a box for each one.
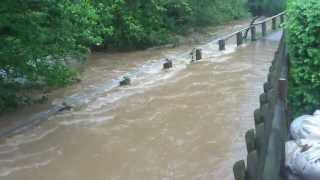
[262,22,267,36]
[251,26,256,41]
[236,32,243,46]
[218,39,225,51]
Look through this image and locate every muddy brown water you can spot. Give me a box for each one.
[0,21,281,180]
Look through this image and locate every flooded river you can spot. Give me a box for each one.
[0,21,281,180]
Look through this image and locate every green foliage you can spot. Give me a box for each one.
[287,0,320,116]
[249,0,286,16]
[94,0,249,49]
[0,0,101,113]
[0,0,248,113]
[187,0,248,26]
[262,0,286,15]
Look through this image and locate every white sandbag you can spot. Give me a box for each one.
[290,110,320,140]
[286,139,320,180]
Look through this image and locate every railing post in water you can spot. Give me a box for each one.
[262,22,267,36]
[272,18,277,30]
[191,48,196,61]
[196,48,202,60]
[191,48,202,62]
[163,59,173,69]
[251,26,256,41]
[218,39,225,51]
[236,32,243,46]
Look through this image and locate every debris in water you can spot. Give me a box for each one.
[58,102,72,112]
[196,48,202,60]
[120,76,131,86]
[163,59,173,69]
[191,48,202,62]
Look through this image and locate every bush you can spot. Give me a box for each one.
[0,0,101,113]
[249,0,286,16]
[287,0,320,116]
[95,0,249,49]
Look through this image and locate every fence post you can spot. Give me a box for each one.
[272,18,277,30]
[236,32,243,46]
[251,26,256,41]
[196,48,202,60]
[262,22,267,36]
[280,14,285,24]
[246,129,256,153]
[264,82,271,93]
[247,150,259,180]
[260,93,268,105]
[255,123,265,157]
[254,109,263,125]
[233,160,246,180]
[278,79,287,101]
[218,39,226,51]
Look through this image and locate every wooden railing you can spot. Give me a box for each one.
[217,12,285,51]
[233,31,289,180]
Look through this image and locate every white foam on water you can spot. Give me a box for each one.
[0,146,60,177]
[48,35,242,117]
[55,39,244,122]
[59,115,114,126]
[0,146,59,163]
[0,146,18,155]
[1,126,58,148]
[0,159,52,177]
[208,56,232,63]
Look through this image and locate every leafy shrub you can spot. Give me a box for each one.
[287,0,320,115]
[0,0,101,113]
[249,0,286,16]
[187,0,248,26]
[95,0,249,49]
[261,0,286,15]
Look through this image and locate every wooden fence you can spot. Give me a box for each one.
[233,30,289,180]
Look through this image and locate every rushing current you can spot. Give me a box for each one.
[0,20,281,180]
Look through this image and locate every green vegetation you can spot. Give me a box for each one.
[249,0,286,16]
[0,0,100,112]
[287,0,320,116]
[0,0,248,113]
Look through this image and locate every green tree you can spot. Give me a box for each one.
[287,0,320,116]
[0,0,101,112]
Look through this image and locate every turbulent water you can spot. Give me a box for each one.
[0,21,281,180]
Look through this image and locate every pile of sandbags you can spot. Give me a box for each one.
[286,110,320,180]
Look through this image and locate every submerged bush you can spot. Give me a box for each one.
[287,0,320,116]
